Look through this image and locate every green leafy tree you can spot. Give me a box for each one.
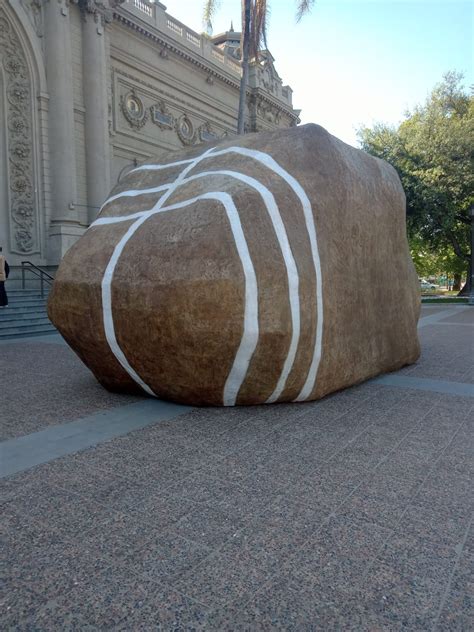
[358,72,473,295]
[410,234,466,287]
[203,0,314,135]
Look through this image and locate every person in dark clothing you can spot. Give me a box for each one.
[0,246,9,307]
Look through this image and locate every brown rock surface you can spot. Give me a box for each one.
[48,124,420,406]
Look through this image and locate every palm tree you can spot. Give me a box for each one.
[203,0,315,134]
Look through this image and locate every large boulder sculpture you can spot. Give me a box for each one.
[48,124,420,406]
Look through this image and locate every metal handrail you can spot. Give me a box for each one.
[21,261,54,298]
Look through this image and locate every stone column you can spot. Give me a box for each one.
[82,4,111,223]
[44,0,81,262]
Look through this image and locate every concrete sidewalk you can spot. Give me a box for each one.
[1,304,473,630]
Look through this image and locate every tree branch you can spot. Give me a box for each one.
[446,229,470,261]
[455,214,471,225]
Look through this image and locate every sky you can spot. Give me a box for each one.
[166,0,473,147]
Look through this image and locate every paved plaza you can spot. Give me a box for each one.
[1,304,473,630]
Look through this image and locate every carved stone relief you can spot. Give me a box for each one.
[198,121,218,143]
[0,11,38,254]
[19,0,44,38]
[150,100,174,130]
[120,89,148,129]
[73,0,115,29]
[256,98,282,125]
[176,114,196,146]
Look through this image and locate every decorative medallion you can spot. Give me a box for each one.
[0,10,37,254]
[120,90,148,129]
[198,122,218,143]
[150,100,174,130]
[176,114,196,146]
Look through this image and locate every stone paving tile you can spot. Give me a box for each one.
[118,530,212,585]
[350,564,447,630]
[236,495,328,561]
[205,565,356,631]
[3,541,112,601]
[282,467,360,514]
[0,580,49,630]
[172,502,247,549]
[77,492,200,564]
[0,342,141,440]
[395,502,472,547]
[6,489,118,544]
[334,474,422,530]
[439,308,474,324]
[412,473,473,513]
[1,511,64,566]
[375,531,458,582]
[28,569,209,630]
[435,551,473,631]
[172,531,279,608]
[376,446,437,483]
[2,305,474,629]
[288,515,392,587]
[36,460,149,511]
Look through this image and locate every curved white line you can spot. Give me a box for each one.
[99,144,323,404]
[185,170,299,403]
[101,191,258,404]
[101,148,215,397]
[210,147,323,402]
[93,169,300,402]
[130,157,196,174]
[101,214,156,396]
[100,184,168,211]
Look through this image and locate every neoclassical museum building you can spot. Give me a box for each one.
[0,0,301,268]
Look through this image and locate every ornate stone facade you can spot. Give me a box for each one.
[0,0,301,267]
[0,11,39,255]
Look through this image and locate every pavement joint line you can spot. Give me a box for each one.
[360,408,474,586]
[417,305,472,328]
[0,399,194,479]
[432,511,474,631]
[373,375,474,398]
[244,388,444,612]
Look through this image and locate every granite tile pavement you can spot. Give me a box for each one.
[1,304,473,630]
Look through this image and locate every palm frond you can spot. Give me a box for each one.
[295,0,314,23]
[203,0,220,27]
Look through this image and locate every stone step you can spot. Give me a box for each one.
[7,295,48,301]
[0,314,52,326]
[0,323,57,338]
[0,325,58,340]
[0,286,56,338]
[0,304,47,321]
[5,300,46,312]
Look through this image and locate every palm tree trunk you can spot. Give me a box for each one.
[237,0,251,135]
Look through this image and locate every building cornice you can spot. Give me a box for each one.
[113,11,242,90]
[112,5,300,121]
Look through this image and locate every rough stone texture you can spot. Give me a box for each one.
[48,124,420,406]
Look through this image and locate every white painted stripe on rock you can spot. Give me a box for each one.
[130,157,195,173]
[162,192,259,406]
[101,148,216,397]
[196,146,323,402]
[97,145,324,404]
[92,167,299,400]
[181,169,300,402]
[102,190,259,404]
